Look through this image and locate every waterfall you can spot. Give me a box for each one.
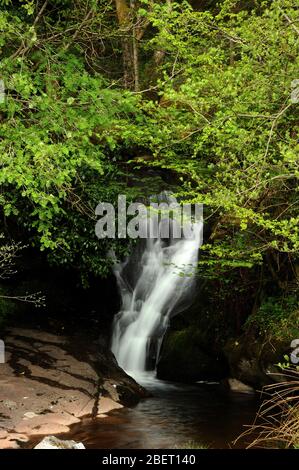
[111,201,202,382]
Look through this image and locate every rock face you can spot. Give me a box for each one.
[0,328,147,449]
[34,436,85,449]
[157,328,229,383]
[223,336,288,388]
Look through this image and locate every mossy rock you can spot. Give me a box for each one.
[223,334,291,387]
[157,327,229,383]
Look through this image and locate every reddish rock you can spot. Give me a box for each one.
[0,328,146,449]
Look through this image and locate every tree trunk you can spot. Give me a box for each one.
[130,0,139,91]
[114,0,136,89]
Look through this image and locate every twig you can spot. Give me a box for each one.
[11,0,49,59]
[282,12,299,36]
[264,102,292,160]
[33,0,49,27]
[63,9,94,51]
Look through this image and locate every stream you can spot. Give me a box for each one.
[45,374,258,449]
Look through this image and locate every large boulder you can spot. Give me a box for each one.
[223,335,289,388]
[157,327,229,383]
[0,328,147,449]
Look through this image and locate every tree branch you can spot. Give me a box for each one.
[11,0,49,58]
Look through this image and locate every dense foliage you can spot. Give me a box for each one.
[0,1,298,332]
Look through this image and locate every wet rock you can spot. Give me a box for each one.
[227,378,255,394]
[34,436,85,449]
[97,397,123,416]
[0,328,147,449]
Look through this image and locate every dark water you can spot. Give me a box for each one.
[35,375,258,449]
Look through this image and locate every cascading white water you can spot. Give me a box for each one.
[111,204,202,382]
